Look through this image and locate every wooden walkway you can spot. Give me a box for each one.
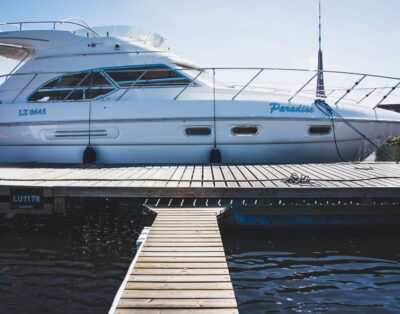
[110,207,238,314]
[1,162,400,199]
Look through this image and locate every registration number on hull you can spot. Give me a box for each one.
[10,188,43,209]
[18,108,47,116]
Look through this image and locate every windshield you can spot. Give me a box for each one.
[75,25,168,50]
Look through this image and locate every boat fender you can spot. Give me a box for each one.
[209,148,221,163]
[83,146,97,163]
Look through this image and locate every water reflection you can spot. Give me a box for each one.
[222,227,400,313]
[0,201,146,313]
[376,143,400,161]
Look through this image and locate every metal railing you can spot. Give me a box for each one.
[0,67,400,108]
[0,18,100,37]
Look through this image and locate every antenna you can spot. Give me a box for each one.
[316,0,326,98]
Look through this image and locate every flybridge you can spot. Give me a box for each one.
[0,20,169,52]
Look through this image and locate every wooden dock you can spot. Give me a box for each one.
[1,162,400,220]
[109,206,238,314]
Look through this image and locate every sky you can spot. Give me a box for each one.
[0,0,399,82]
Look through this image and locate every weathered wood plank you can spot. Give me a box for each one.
[115,309,238,314]
[129,275,231,282]
[141,247,224,252]
[117,298,237,308]
[143,242,223,247]
[137,257,227,262]
[130,268,228,275]
[140,252,225,257]
[190,166,203,187]
[134,263,228,269]
[121,289,236,299]
[124,282,233,290]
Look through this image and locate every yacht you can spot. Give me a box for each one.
[0,20,399,164]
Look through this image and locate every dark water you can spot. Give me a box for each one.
[0,203,146,313]
[222,228,400,313]
[376,144,400,161]
[1,208,400,313]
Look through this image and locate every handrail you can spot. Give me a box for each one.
[0,19,100,37]
[1,67,400,81]
[1,67,399,107]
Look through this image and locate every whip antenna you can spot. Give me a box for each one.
[316,0,326,98]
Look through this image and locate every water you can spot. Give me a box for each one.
[222,228,400,313]
[0,204,146,313]
[1,209,400,313]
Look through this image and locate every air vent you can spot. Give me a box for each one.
[308,126,332,135]
[42,128,119,140]
[54,130,107,137]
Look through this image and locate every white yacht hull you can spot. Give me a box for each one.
[0,116,398,164]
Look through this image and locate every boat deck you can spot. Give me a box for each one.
[110,207,238,314]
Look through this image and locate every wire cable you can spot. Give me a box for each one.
[314,99,399,163]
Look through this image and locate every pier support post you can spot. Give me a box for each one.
[53,196,65,215]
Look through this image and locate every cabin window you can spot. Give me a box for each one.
[308,126,332,135]
[185,127,212,136]
[28,71,115,102]
[104,65,190,87]
[231,126,259,136]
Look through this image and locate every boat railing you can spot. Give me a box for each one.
[0,19,100,37]
[0,67,399,108]
[174,67,400,109]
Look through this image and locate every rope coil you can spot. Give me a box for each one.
[284,173,311,184]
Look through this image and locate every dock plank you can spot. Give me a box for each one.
[111,207,237,313]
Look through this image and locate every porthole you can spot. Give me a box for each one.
[185,127,211,136]
[308,126,332,135]
[231,126,259,136]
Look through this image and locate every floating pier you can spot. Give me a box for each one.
[109,206,238,313]
[1,162,400,225]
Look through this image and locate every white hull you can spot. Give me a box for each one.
[0,117,397,164]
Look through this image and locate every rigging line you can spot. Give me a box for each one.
[331,112,347,162]
[88,71,93,147]
[314,100,399,163]
[213,68,217,148]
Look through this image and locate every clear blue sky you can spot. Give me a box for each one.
[1,0,399,77]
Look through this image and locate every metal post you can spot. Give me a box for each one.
[173,69,204,100]
[232,69,263,100]
[288,72,318,103]
[334,75,366,106]
[373,81,400,109]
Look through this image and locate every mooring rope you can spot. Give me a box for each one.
[314,99,399,164]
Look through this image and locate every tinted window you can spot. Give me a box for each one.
[105,65,189,87]
[232,126,259,136]
[309,126,332,135]
[43,72,89,89]
[28,71,115,102]
[29,90,71,102]
[80,72,112,87]
[185,127,212,136]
